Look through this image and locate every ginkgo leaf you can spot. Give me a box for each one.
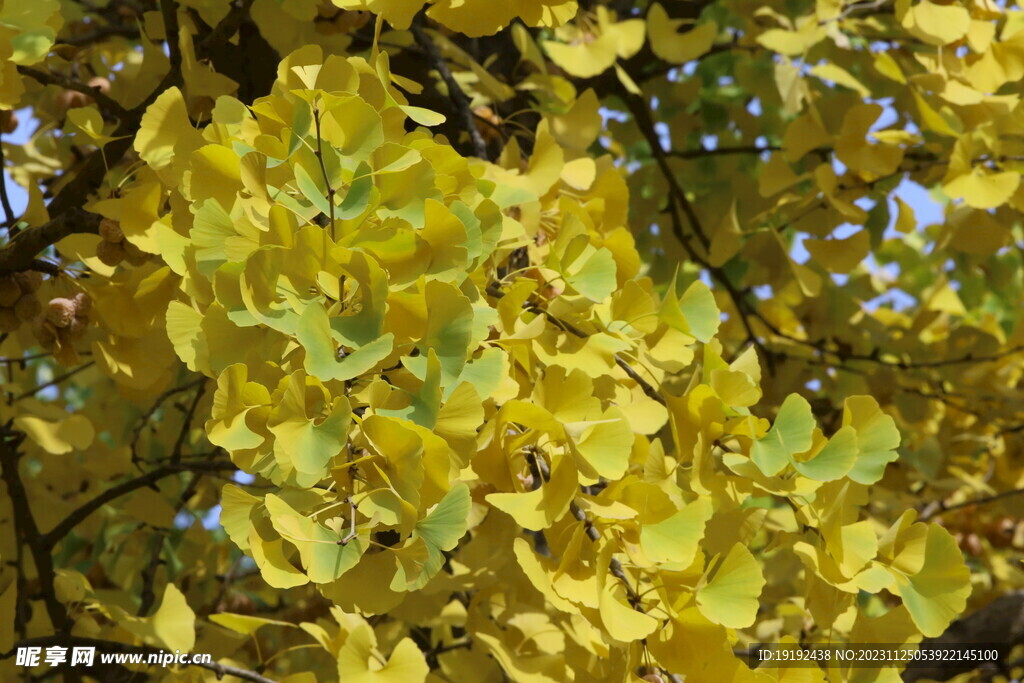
[487,454,577,531]
[265,494,366,583]
[152,584,196,652]
[751,394,815,476]
[647,4,717,64]
[891,524,971,637]
[266,370,351,479]
[297,302,394,382]
[696,544,765,628]
[393,483,471,590]
[14,414,94,455]
[791,425,858,481]
[660,275,720,343]
[843,396,900,485]
[599,580,658,642]
[640,498,712,565]
[337,627,429,682]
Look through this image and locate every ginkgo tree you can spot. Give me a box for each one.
[0,0,1021,681]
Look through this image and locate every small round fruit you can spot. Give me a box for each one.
[68,315,89,339]
[87,76,111,95]
[71,292,92,316]
[45,298,77,328]
[33,318,58,348]
[0,275,21,307]
[56,89,92,116]
[14,294,41,322]
[13,271,44,293]
[0,109,17,135]
[98,217,124,243]
[96,239,126,267]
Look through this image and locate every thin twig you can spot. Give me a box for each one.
[13,361,94,400]
[170,379,207,463]
[312,105,336,239]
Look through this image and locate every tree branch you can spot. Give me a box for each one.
[0,435,69,633]
[410,17,489,160]
[13,361,95,400]
[0,208,100,275]
[0,134,14,224]
[16,66,129,119]
[198,0,256,53]
[39,460,237,549]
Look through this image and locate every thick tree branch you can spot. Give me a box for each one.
[0,208,100,275]
[0,435,69,633]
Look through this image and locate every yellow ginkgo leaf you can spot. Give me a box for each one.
[696,543,765,628]
[14,414,94,455]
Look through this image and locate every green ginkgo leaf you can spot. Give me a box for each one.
[640,498,712,565]
[266,370,351,479]
[751,394,815,476]
[421,280,474,385]
[296,302,394,382]
[791,425,859,481]
[393,483,471,590]
[696,543,765,628]
[338,161,374,219]
[660,273,721,343]
[379,350,443,428]
[265,493,366,584]
[843,396,901,485]
[891,524,971,637]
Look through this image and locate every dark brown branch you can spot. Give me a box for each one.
[0,208,100,275]
[0,134,13,224]
[170,379,207,463]
[198,0,256,53]
[161,0,182,76]
[311,106,336,238]
[16,66,129,119]
[39,460,237,548]
[0,435,69,633]
[131,376,206,464]
[410,17,489,160]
